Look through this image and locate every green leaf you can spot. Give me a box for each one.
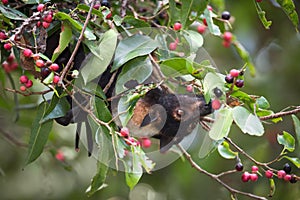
[282,156,300,168]
[276,0,299,31]
[268,179,276,197]
[25,102,53,165]
[254,1,272,29]
[0,4,27,20]
[54,12,96,40]
[133,146,155,173]
[209,107,233,140]
[256,96,270,109]
[77,4,104,18]
[112,35,159,71]
[292,115,300,148]
[51,23,72,62]
[81,29,118,84]
[232,106,264,136]
[217,141,238,159]
[123,16,150,28]
[277,131,295,152]
[203,8,221,36]
[116,56,153,94]
[232,41,256,77]
[183,30,203,53]
[160,57,192,77]
[230,90,255,105]
[203,72,225,102]
[117,95,137,127]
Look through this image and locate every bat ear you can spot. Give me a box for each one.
[159,135,174,153]
[140,113,158,127]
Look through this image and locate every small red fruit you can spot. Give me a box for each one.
[1,0,8,5]
[202,18,207,26]
[42,21,50,29]
[19,75,29,84]
[37,4,45,12]
[93,4,100,9]
[173,22,182,31]
[10,62,18,70]
[25,80,33,88]
[0,31,7,40]
[186,85,193,92]
[141,138,152,148]
[197,24,206,34]
[7,55,15,63]
[126,137,138,146]
[23,48,33,58]
[37,21,41,27]
[4,43,12,50]
[207,5,213,11]
[20,86,27,91]
[106,11,112,19]
[284,174,292,182]
[53,75,60,84]
[43,14,53,23]
[241,172,250,182]
[55,151,65,161]
[277,170,286,179]
[35,59,45,68]
[251,165,259,173]
[169,42,177,51]
[256,0,263,2]
[230,69,240,77]
[223,31,233,42]
[120,127,129,138]
[212,99,221,110]
[2,61,10,72]
[222,40,231,48]
[250,173,258,182]
[49,63,59,71]
[265,170,273,179]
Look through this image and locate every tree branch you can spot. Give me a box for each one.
[177,144,267,200]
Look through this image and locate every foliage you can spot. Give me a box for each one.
[0,0,300,199]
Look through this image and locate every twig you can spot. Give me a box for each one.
[103,70,118,93]
[59,0,96,84]
[177,144,267,200]
[260,106,300,120]
[120,0,128,18]
[0,128,28,148]
[5,88,52,97]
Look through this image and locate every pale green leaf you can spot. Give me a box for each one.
[209,107,233,140]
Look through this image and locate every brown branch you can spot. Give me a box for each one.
[260,106,300,120]
[0,128,28,148]
[59,0,96,84]
[120,0,128,18]
[177,144,267,200]
[5,88,52,97]
[103,70,118,93]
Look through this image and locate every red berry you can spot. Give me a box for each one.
[42,21,50,29]
[207,5,213,11]
[230,69,240,77]
[284,174,292,182]
[256,0,263,2]
[53,75,60,84]
[43,14,53,23]
[235,79,244,88]
[2,61,9,72]
[223,32,233,42]
[35,59,45,68]
[126,137,138,146]
[120,127,129,138]
[37,21,41,27]
[277,170,286,179]
[265,170,273,178]
[1,0,8,5]
[241,172,250,182]
[49,63,59,71]
[141,138,152,148]
[235,162,244,171]
[10,62,18,70]
[32,54,40,60]
[197,24,207,34]
[20,85,27,91]
[23,48,33,58]
[55,151,65,161]
[186,85,193,92]
[93,4,100,9]
[25,80,33,88]
[222,40,231,48]
[6,55,15,63]
[169,42,177,50]
[106,11,112,19]
[173,22,182,31]
[202,18,207,26]
[0,31,7,40]
[250,173,258,182]
[37,4,45,12]
[19,75,29,84]
[251,165,259,173]
[4,43,12,50]
[212,99,221,110]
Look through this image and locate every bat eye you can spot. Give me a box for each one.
[177,109,184,117]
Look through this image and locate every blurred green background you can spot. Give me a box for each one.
[1,1,300,199]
